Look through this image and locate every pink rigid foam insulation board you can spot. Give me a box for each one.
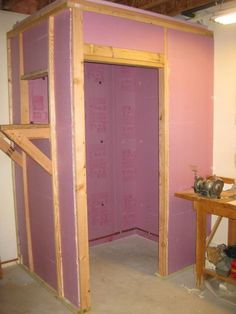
[167,29,213,273]
[27,140,57,290]
[29,77,49,124]
[83,11,164,53]
[14,165,29,267]
[11,36,21,124]
[85,62,159,244]
[54,10,79,307]
[23,20,48,74]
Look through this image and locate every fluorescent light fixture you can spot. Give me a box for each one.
[213,8,236,25]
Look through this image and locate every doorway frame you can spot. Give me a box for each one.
[71,8,169,311]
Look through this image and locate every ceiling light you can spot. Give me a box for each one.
[213,8,236,25]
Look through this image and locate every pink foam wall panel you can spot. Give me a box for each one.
[29,77,49,124]
[11,36,21,124]
[113,66,138,232]
[167,29,213,273]
[23,20,48,74]
[85,63,159,242]
[54,10,79,307]
[83,12,164,53]
[14,165,29,267]
[85,63,115,240]
[134,67,159,235]
[27,140,57,290]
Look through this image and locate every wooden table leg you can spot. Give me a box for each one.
[228,219,236,246]
[195,202,207,288]
[0,259,3,279]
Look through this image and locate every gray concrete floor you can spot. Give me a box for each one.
[0,235,236,313]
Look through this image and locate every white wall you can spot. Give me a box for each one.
[212,22,236,244]
[0,10,27,262]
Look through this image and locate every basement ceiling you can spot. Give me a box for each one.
[0,0,233,16]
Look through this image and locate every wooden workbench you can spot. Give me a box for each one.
[175,188,236,287]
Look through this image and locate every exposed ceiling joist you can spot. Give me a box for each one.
[0,0,234,17]
[110,0,232,16]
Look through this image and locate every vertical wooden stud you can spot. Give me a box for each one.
[19,32,34,270]
[19,33,29,124]
[158,27,169,276]
[48,16,64,297]
[22,152,34,271]
[71,8,91,311]
[7,36,21,262]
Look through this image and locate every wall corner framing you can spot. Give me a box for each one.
[71,7,91,311]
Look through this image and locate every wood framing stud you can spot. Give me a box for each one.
[22,152,34,271]
[48,15,64,297]
[72,7,91,311]
[158,27,169,276]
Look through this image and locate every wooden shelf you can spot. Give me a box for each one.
[0,124,49,130]
[204,268,236,285]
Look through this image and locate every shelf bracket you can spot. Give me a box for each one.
[0,124,52,175]
[0,135,23,167]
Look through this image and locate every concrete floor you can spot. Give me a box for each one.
[0,235,236,314]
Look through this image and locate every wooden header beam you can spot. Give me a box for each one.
[84,44,165,68]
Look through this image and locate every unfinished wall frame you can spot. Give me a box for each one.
[4,0,214,312]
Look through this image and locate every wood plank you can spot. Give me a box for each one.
[204,268,236,285]
[195,201,207,288]
[72,8,91,311]
[228,219,236,246]
[84,44,164,68]
[0,259,2,279]
[7,36,22,263]
[22,152,34,272]
[2,129,52,175]
[21,70,48,81]
[0,137,23,167]
[19,33,29,124]
[0,124,49,130]
[158,27,169,276]
[0,124,50,139]
[48,15,64,297]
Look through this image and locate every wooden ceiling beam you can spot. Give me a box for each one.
[150,0,231,16]
[108,0,232,16]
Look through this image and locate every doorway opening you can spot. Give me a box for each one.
[84,62,160,281]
